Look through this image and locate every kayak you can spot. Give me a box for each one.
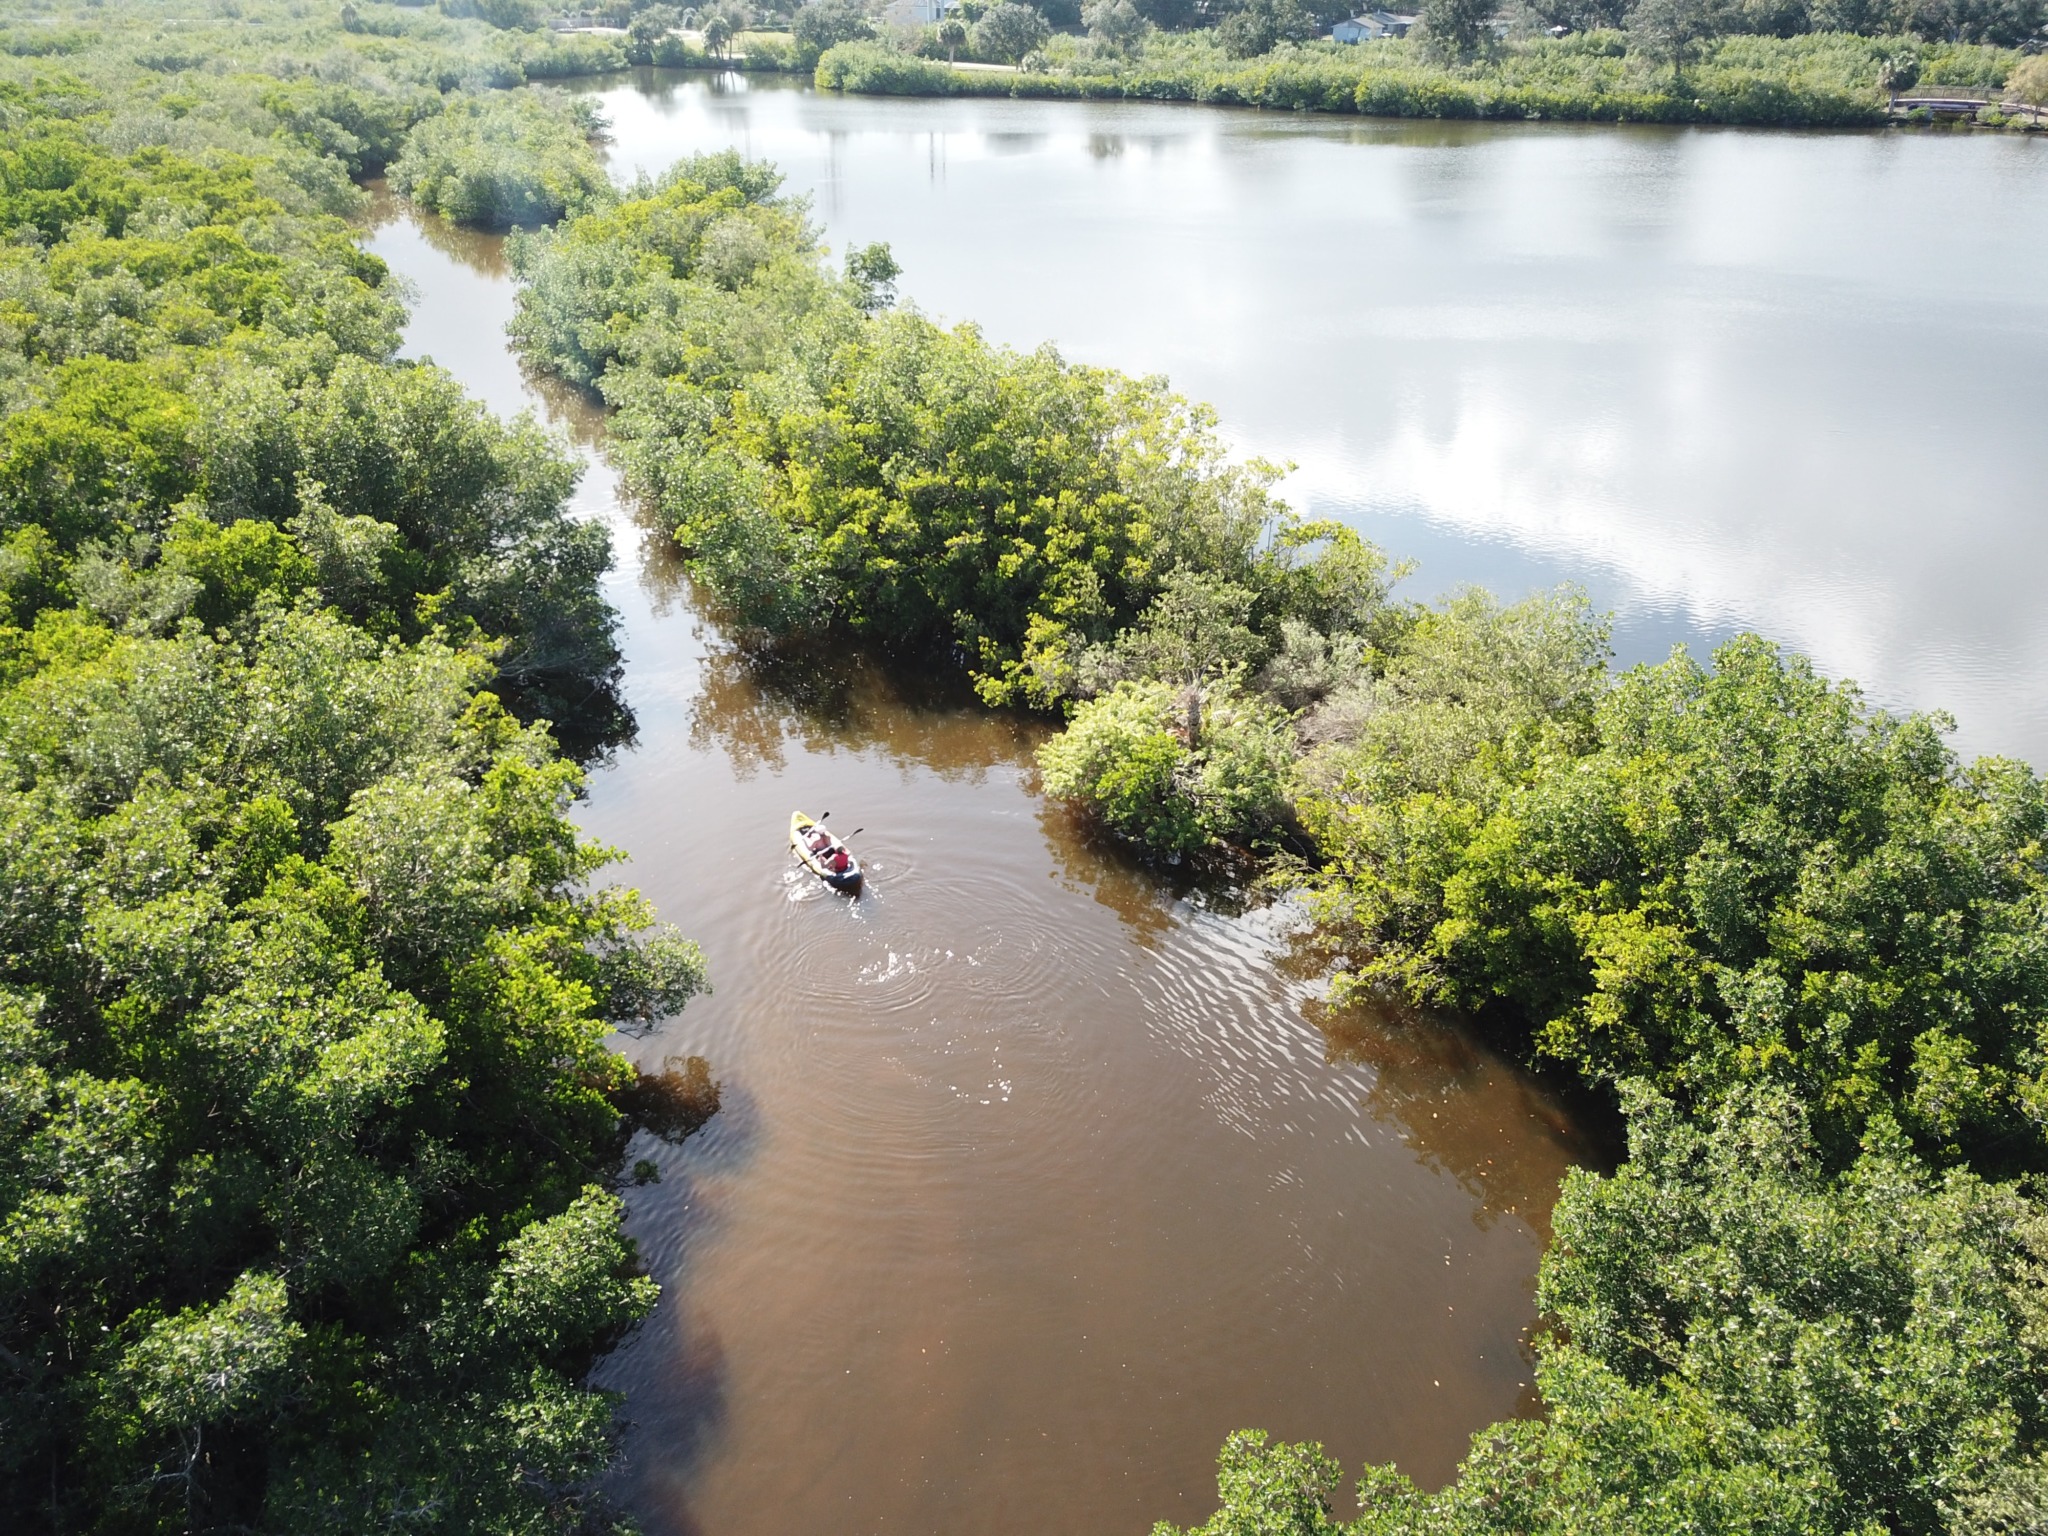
[790,811,862,894]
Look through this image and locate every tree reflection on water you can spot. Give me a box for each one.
[684,629,1038,783]
[1305,986,1599,1242]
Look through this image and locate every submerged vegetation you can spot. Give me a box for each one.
[511,137,2048,1534]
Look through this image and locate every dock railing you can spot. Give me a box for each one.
[1890,88,2043,123]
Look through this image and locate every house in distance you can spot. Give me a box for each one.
[1331,9,1419,39]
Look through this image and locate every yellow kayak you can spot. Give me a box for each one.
[791,812,862,894]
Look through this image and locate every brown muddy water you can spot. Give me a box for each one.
[364,193,1590,1534]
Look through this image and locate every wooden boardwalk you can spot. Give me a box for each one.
[1890,89,2044,123]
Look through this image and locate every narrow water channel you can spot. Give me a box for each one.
[363,78,2046,1536]
[364,196,1588,1534]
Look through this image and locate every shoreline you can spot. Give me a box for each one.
[811,51,2044,131]
[581,41,2043,134]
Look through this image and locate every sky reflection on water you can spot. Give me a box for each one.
[588,72,2048,763]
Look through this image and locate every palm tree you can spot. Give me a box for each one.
[1878,52,1919,109]
[938,17,968,61]
[705,13,732,57]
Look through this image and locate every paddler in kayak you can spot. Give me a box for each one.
[803,825,852,874]
[792,811,863,893]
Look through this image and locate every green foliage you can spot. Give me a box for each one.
[1907,0,2046,47]
[259,78,440,177]
[816,27,2026,126]
[0,131,401,370]
[0,0,626,112]
[1218,0,1319,57]
[1037,679,1294,854]
[116,1272,304,1435]
[729,30,800,71]
[1095,569,1269,688]
[2011,52,2048,103]
[816,37,967,89]
[0,361,202,549]
[1630,0,1718,71]
[1086,0,1154,55]
[1880,47,1923,89]
[1528,1086,2042,1534]
[0,345,623,715]
[0,603,699,1528]
[845,239,903,312]
[442,0,551,31]
[390,89,612,227]
[1153,1429,1345,1536]
[0,527,72,624]
[512,155,1358,719]
[160,511,315,630]
[0,23,695,1530]
[1305,633,2048,1172]
[1040,681,1209,852]
[975,0,1055,63]
[1296,585,1608,797]
[709,314,1288,699]
[507,148,820,389]
[1170,1087,2048,1536]
[1419,0,1497,59]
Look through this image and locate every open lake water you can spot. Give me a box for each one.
[364,76,2048,1535]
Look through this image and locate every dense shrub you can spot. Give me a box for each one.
[1303,634,2048,1174]
[974,1,1054,65]
[258,78,441,177]
[735,31,798,69]
[0,0,625,104]
[0,349,624,718]
[0,30,695,1530]
[510,154,1372,716]
[793,0,876,64]
[0,603,702,1532]
[389,89,611,227]
[708,314,1297,701]
[816,38,963,91]
[2008,52,2048,102]
[809,28,2043,127]
[1039,680,1295,853]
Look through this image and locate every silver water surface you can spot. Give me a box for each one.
[585,72,2048,763]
